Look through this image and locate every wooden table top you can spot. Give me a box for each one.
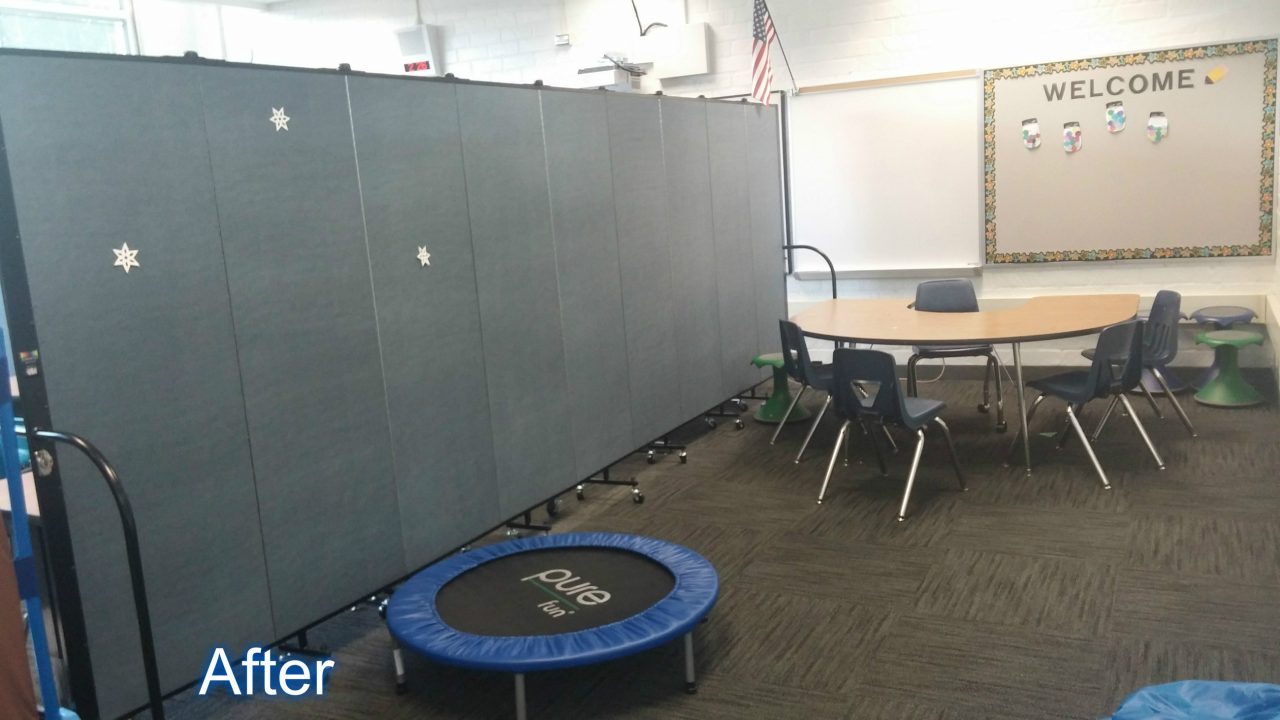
[791,294,1140,345]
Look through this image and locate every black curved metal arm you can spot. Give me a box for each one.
[781,244,838,299]
[18,427,165,720]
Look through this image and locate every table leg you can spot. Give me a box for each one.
[1012,342,1031,474]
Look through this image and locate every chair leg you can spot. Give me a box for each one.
[907,356,921,397]
[769,385,806,445]
[881,425,899,454]
[898,429,927,521]
[1066,404,1110,489]
[795,394,831,463]
[817,420,852,504]
[1118,394,1165,470]
[869,422,888,475]
[1151,366,1197,438]
[1090,395,1120,443]
[979,356,992,412]
[1054,403,1079,450]
[844,421,852,466]
[990,352,1007,432]
[933,417,966,491]
[1006,393,1046,462]
[1138,382,1165,420]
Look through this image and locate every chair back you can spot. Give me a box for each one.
[779,320,816,385]
[1144,289,1181,365]
[831,348,907,424]
[914,279,979,313]
[1085,320,1145,397]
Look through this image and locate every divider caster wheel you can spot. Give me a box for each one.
[546,497,562,517]
[995,421,1008,433]
[731,398,748,411]
[734,418,744,430]
[976,403,990,414]
[632,489,644,504]
[505,527,521,538]
[704,417,717,429]
[575,484,585,501]
[679,451,688,464]
[646,450,656,464]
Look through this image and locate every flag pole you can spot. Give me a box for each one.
[763,0,799,94]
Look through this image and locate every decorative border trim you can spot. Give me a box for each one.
[984,40,1277,263]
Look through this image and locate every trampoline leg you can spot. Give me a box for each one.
[515,673,528,720]
[683,631,697,694]
[390,632,406,694]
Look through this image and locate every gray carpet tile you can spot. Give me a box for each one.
[1111,569,1280,652]
[162,376,1280,720]
[857,615,1109,719]
[912,548,1118,639]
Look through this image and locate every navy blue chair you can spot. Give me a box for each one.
[1010,320,1163,488]
[772,320,836,461]
[819,348,964,521]
[906,279,1006,432]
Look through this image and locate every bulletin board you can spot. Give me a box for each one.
[985,39,1277,263]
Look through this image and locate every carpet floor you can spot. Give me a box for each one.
[166,373,1280,720]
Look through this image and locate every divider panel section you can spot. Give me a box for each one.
[660,97,724,418]
[456,83,575,516]
[0,55,273,718]
[201,66,403,633]
[347,76,498,568]
[541,88,634,478]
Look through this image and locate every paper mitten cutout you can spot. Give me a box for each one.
[1063,122,1082,153]
[1147,112,1168,143]
[1021,118,1041,149]
[1106,101,1126,133]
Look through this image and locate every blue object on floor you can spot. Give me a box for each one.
[1110,680,1280,719]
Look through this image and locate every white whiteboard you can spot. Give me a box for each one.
[787,76,983,274]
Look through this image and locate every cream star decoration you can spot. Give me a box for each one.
[269,107,290,131]
[417,246,431,267]
[112,243,140,274]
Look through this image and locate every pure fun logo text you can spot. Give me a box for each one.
[521,568,612,618]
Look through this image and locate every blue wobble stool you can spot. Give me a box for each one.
[1190,305,1256,389]
[1110,680,1280,719]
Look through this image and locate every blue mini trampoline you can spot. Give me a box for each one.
[385,532,719,719]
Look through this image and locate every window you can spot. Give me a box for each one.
[0,0,136,54]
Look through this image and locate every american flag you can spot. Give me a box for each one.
[750,0,776,104]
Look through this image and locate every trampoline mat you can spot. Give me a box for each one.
[435,547,676,637]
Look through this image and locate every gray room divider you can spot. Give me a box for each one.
[0,49,786,719]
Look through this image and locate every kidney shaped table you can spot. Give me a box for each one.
[790,294,1139,473]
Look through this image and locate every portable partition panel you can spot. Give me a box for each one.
[0,49,787,719]
[0,55,275,719]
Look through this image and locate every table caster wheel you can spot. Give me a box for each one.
[646,450,656,464]
[632,491,644,504]
[995,421,1008,433]
[546,497,562,517]
[734,418,744,430]
[679,451,688,464]
[976,403,990,414]
[705,417,717,429]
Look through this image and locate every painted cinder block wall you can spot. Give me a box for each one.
[140,0,1280,368]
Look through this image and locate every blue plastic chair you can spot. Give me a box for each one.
[773,320,837,462]
[906,279,1007,433]
[819,348,965,521]
[1009,320,1163,488]
[1083,290,1196,437]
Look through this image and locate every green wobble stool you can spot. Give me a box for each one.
[751,353,812,423]
[1194,330,1265,407]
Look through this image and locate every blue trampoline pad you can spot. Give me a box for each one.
[1111,680,1280,719]
[386,532,719,674]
